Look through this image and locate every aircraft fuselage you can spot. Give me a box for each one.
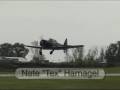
[40,40,63,50]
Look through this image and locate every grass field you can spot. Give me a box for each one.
[0,67,120,90]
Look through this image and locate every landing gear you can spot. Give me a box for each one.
[39,48,42,55]
[39,51,42,55]
[50,50,54,55]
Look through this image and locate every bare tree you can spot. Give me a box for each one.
[71,47,84,63]
[85,47,98,61]
[99,47,106,62]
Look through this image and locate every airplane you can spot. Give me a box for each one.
[25,38,84,55]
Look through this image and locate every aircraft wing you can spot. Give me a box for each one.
[25,45,42,48]
[53,45,84,50]
[65,45,84,49]
[24,45,84,50]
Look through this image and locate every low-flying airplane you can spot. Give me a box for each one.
[25,38,84,55]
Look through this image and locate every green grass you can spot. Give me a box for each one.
[104,67,120,73]
[0,77,120,90]
[0,67,120,90]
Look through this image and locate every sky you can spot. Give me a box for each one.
[0,1,120,62]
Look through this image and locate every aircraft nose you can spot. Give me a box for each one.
[40,40,45,46]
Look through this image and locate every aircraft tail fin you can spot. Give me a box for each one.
[64,38,68,46]
[64,38,68,54]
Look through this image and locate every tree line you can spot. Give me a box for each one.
[0,43,29,57]
[0,41,120,67]
[68,41,120,66]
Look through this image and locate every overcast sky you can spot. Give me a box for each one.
[0,1,120,62]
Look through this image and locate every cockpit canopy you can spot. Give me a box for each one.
[48,38,58,44]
